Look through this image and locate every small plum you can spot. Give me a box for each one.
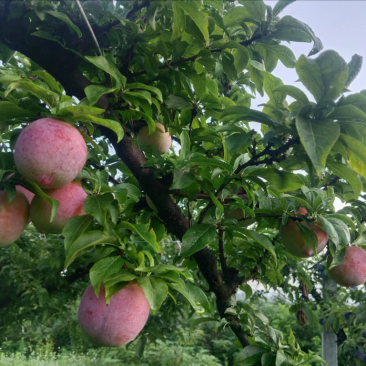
[328,246,366,287]
[14,118,87,189]
[30,182,87,234]
[137,123,171,154]
[78,283,150,347]
[280,208,328,258]
[0,191,29,246]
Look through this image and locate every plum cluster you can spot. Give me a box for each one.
[1,118,88,245]
[280,208,366,287]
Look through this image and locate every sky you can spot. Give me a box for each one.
[254,0,366,108]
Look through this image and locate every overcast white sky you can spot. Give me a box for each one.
[254,0,366,107]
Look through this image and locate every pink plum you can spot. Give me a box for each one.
[0,190,29,246]
[280,208,328,258]
[78,283,150,347]
[328,246,366,287]
[30,182,87,234]
[14,118,87,189]
[137,123,171,154]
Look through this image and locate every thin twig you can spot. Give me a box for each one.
[75,0,102,56]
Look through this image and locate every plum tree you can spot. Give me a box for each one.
[328,246,366,287]
[0,191,29,246]
[14,118,87,189]
[137,123,171,154]
[30,182,87,234]
[280,208,328,258]
[78,283,150,347]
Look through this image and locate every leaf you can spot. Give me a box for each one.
[90,256,124,296]
[236,345,266,364]
[84,194,114,225]
[137,276,168,312]
[327,161,362,199]
[0,101,36,126]
[241,0,266,22]
[85,56,126,87]
[64,231,119,268]
[114,183,141,203]
[75,115,124,142]
[263,72,285,109]
[57,105,105,117]
[168,283,208,313]
[339,134,366,177]
[220,106,278,128]
[5,80,59,108]
[186,156,232,172]
[119,222,161,253]
[135,264,187,274]
[125,83,163,103]
[165,95,192,110]
[85,85,118,106]
[247,168,304,192]
[31,31,65,47]
[273,0,296,16]
[171,2,186,41]
[295,55,323,101]
[274,85,309,105]
[326,217,350,246]
[181,224,216,257]
[345,54,363,89]
[296,221,318,255]
[31,70,63,93]
[44,11,82,37]
[180,131,191,160]
[62,215,94,248]
[329,105,366,124]
[273,16,323,56]
[176,2,209,45]
[234,228,277,264]
[296,117,340,177]
[318,215,338,245]
[257,42,296,68]
[171,169,195,190]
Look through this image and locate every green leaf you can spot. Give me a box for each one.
[103,269,137,288]
[330,105,366,124]
[85,56,126,87]
[263,72,285,109]
[327,161,362,199]
[256,42,296,68]
[274,85,309,105]
[171,2,186,41]
[90,256,124,297]
[273,16,323,56]
[295,55,323,101]
[176,2,209,45]
[234,228,277,264]
[181,224,216,257]
[125,83,163,103]
[247,168,304,192]
[171,170,195,190]
[220,106,278,128]
[44,11,82,37]
[0,101,36,126]
[31,70,63,93]
[165,95,192,110]
[135,264,187,274]
[114,183,141,203]
[273,0,296,17]
[296,117,340,177]
[236,345,266,365]
[85,85,119,106]
[64,231,119,268]
[345,54,363,89]
[84,194,114,225]
[186,156,232,172]
[5,80,59,108]
[339,133,366,177]
[75,115,124,142]
[31,31,65,47]
[241,0,266,22]
[296,221,318,255]
[57,105,105,117]
[62,215,94,249]
[326,217,350,246]
[168,283,208,313]
[137,276,168,312]
[119,222,161,253]
[180,131,191,160]
[318,215,338,245]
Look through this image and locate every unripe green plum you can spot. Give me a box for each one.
[0,191,29,246]
[30,182,87,234]
[224,206,254,227]
[280,208,328,257]
[14,118,87,189]
[328,246,366,287]
[78,283,150,347]
[137,123,171,154]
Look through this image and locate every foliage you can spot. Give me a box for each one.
[0,0,366,365]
